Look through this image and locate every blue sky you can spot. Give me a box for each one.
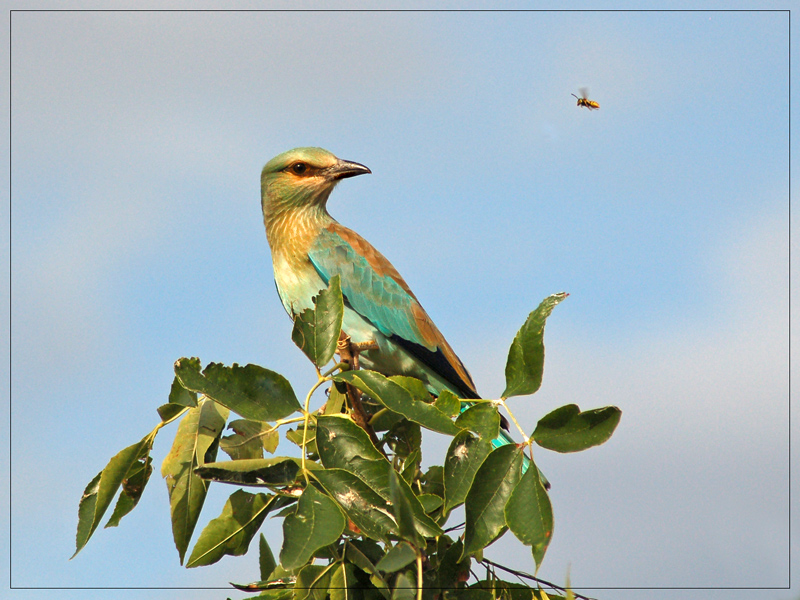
[3,6,792,600]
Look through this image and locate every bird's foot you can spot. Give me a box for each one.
[336,332,355,367]
[336,332,377,371]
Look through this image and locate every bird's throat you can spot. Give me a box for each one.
[265,203,331,265]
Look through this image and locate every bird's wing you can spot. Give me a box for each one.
[308,222,478,398]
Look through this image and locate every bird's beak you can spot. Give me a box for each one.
[325,159,371,181]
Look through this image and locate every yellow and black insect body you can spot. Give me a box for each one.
[572,89,599,110]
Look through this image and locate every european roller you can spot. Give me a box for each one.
[261,147,520,453]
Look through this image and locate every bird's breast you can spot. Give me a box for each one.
[272,253,327,316]
[266,210,331,316]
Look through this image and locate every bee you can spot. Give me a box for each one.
[571,88,599,110]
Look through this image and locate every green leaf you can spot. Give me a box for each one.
[157,402,187,422]
[221,419,279,460]
[502,293,568,398]
[195,457,301,487]
[443,429,494,514]
[421,465,444,498]
[434,538,470,591]
[186,490,273,567]
[238,589,294,600]
[322,382,347,415]
[314,419,382,474]
[286,424,318,458]
[400,448,421,484]
[533,404,622,453]
[291,275,344,368]
[369,406,405,433]
[73,471,101,558]
[316,416,441,539]
[260,534,277,580]
[230,576,296,592]
[105,455,153,528]
[160,399,228,564]
[388,467,422,546]
[169,375,198,407]
[329,563,359,600]
[375,542,417,573]
[434,389,462,417]
[389,376,433,402]
[384,419,421,460]
[73,433,154,557]
[316,415,384,463]
[417,494,442,513]
[312,468,398,542]
[455,403,501,440]
[349,538,385,565]
[385,460,444,538]
[344,541,390,597]
[295,563,335,600]
[334,370,459,435]
[392,572,416,600]
[280,485,346,570]
[174,357,301,422]
[505,459,553,569]
[462,445,524,557]
[157,376,197,422]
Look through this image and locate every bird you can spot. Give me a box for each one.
[260,147,520,453]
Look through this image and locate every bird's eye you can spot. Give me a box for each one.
[291,162,307,175]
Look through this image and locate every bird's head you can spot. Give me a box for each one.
[261,147,371,217]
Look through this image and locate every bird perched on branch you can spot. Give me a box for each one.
[260,147,516,449]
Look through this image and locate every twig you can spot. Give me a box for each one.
[497,398,530,444]
[336,331,385,453]
[416,552,423,600]
[481,558,596,600]
[223,416,305,449]
[300,378,327,476]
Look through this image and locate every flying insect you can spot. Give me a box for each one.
[572,88,599,110]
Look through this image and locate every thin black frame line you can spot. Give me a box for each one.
[7,7,12,593]
[8,586,792,591]
[5,8,792,13]
[5,7,791,593]
[785,6,792,592]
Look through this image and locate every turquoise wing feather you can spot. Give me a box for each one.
[308,226,435,350]
[307,223,480,399]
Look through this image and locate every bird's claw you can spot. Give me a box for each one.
[336,332,377,371]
